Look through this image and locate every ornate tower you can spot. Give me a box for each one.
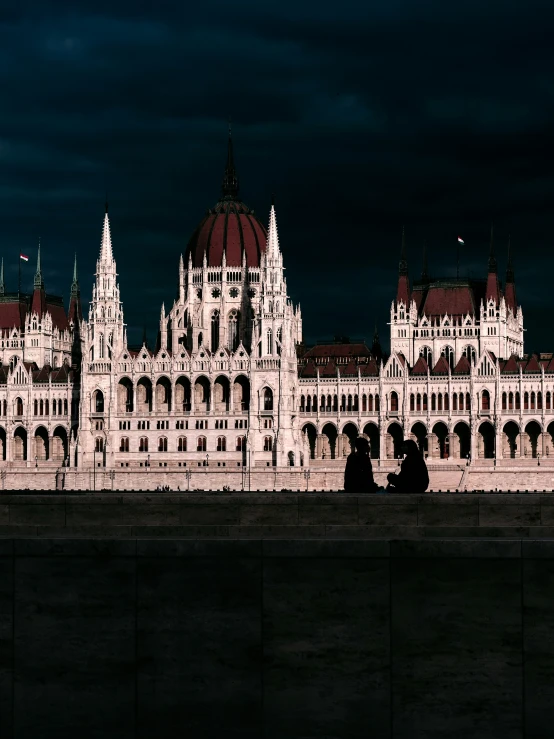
[78,202,126,467]
[251,200,303,465]
[390,227,414,361]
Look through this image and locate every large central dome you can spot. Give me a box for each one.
[185,135,267,268]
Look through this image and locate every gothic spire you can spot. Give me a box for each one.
[396,225,410,306]
[71,253,79,296]
[34,238,44,289]
[399,225,408,276]
[100,201,114,262]
[488,222,497,273]
[267,199,280,259]
[221,124,239,200]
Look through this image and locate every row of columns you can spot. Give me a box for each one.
[307,426,554,461]
[114,379,249,415]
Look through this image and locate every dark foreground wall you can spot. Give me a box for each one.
[1,538,554,738]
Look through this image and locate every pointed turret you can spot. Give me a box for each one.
[99,200,114,263]
[69,253,83,325]
[267,199,280,261]
[31,239,46,316]
[505,235,517,312]
[0,258,4,296]
[221,125,239,200]
[34,238,44,290]
[396,226,410,305]
[485,222,500,304]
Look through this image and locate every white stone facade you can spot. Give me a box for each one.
[76,203,306,473]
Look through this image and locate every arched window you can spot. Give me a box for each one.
[211,310,220,352]
[444,394,449,411]
[347,394,352,411]
[390,391,398,412]
[502,392,507,410]
[34,400,38,416]
[442,345,455,370]
[410,394,415,412]
[375,394,380,412]
[362,394,367,412]
[139,437,148,452]
[466,393,471,410]
[39,399,44,416]
[236,435,246,452]
[320,395,325,411]
[227,310,239,352]
[416,393,421,411]
[95,437,104,453]
[263,388,273,411]
[538,391,543,410]
[158,437,167,452]
[422,393,428,411]
[420,346,432,366]
[217,436,226,451]
[524,392,529,410]
[515,392,521,410]
[264,436,273,452]
[368,394,373,412]
[45,399,49,415]
[353,394,359,411]
[178,436,187,452]
[63,399,68,416]
[300,394,305,412]
[509,391,514,410]
[431,393,436,411]
[453,393,458,411]
[94,390,104,413]
[547,391,551,410]
[197,436,207,452]
[482,389,490,411]
[15,397,23,416]
[198,332,203,348]
[119,438,129,452]
[438,393,443,412]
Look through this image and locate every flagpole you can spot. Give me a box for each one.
[18,254,21,299]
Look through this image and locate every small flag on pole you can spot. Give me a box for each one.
[19,254,29,262]
[457,237,464,245]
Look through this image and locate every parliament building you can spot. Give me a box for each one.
[0,136,551,480]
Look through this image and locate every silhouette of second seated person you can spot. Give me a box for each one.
[386,439,429,493]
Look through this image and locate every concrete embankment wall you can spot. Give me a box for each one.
[1,492,554,538]
[1,533,554,737]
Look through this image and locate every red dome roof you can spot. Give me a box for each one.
[185,134,267,268]
[186,199,267,268]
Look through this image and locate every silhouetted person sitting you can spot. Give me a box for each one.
[344,437,379,494]
[386,439,429,493]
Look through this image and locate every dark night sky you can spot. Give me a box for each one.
[1,1,553,352]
